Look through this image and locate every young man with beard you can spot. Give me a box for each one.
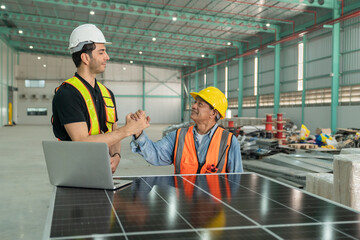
[52,24,149,173]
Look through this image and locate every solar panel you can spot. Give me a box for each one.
[44,173,360,239]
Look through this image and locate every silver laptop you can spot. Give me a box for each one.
[42,141,133,190]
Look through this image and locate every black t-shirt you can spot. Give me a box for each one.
[52,73,118,141]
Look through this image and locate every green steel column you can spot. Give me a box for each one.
[274,29,281,115]
[331,2,341,134]
[195,68,199,92]
[6,46,9,123]
[238,48,244,117]
[255,52,260,118]
[181,75,184,122]
[0,41,3,126]
[142,65,145,110]
[301,36,307,125]
[213,59,218,87]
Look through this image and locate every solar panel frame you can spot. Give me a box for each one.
[43,173,360,240]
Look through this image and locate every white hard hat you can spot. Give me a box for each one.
[68,24,111,54]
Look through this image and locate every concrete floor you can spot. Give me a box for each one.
[0,124,173,240]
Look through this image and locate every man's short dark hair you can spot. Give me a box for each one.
[71,43,96,67]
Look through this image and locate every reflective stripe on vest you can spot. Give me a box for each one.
[173,126,232,174]
[63,77,115,135]
[97,82,116,133]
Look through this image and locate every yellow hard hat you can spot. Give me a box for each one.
[190,87,228,119]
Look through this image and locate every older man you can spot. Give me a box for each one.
[130,87,243,174]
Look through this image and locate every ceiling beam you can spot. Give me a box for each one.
[274,0,334,9]
[0,11,244,47]
[31,0,276,33]
[0,28,217,59]
[16,48,185,69]
[9,41,197,66]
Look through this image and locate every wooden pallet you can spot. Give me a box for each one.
[288,144,318,149]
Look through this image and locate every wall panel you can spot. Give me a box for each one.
[281,43,298,92]
[306,30,332,89]
[259,51,274,95]
[342,16,360,85]
[217,63,226,92]
[16,53,181,125]
[243,57,254,97]
[229,60,239,99]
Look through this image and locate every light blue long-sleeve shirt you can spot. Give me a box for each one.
[130,123,243,173]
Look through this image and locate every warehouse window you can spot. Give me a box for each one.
[339,85,360,104]
[231,85,360,110]
[228,97,238,108]
[27,108,47,116]
[25,80,45,88]
[280,91,302,106]
[254,57,258,96]
[225,66,228,98]
[260,94,274,107]
[243,96,256,108]
[298,42,304,91]
[306,88,331,105]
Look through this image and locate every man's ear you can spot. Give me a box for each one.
[80,53,90,66]
[209,109,217,119]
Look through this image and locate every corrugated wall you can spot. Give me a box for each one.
[217,63,226,92]
[306,29,333,89]
[207,68,214,87]
[243,56,255,97]
[342,15,360,86]
[229,60,239,99]
[259,50,275,95]
[281,41,298,92]
[16,52,182,125]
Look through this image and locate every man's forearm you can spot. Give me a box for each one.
[68,125,132,147]
[109,123,122,155]
[65,114,149,147]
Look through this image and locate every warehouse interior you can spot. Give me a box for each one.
[1,0,360,239]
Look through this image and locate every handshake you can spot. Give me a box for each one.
[125,110,151,138]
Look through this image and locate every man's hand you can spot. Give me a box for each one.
[130,110,151,138]
[124,110,150,137]
[110,154,120,174]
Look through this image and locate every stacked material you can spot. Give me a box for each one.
[243,152,333,188]
[263,153,333,173]
[242,160,308,186]
[306,173,334,200]
[256,138,279,149]
[333,154,360,211]
[340,148,360,154]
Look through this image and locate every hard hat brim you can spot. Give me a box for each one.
[190,91,225,119]
[190,92,212,107]
[69,41,112,53]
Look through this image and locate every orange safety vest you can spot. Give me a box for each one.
[173,126,232,174]
[56,76,116,135]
